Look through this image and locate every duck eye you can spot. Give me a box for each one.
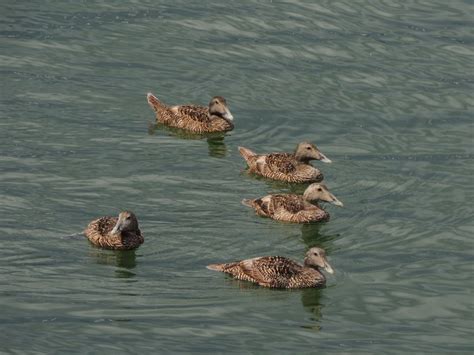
[306,147,311,150]
[317,188,322,191]
[126,216,131,220]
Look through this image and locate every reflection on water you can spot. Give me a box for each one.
[88,249,137,278]
[206,135,227,158]
[300,223,338,251]
[226,273,325,331]
[148,122,228,158]
[300,288,324,330]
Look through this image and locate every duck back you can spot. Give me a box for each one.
[208,255,326,288]
[241,151,323,183]
[84,216,144,250]
[147,93,233,133]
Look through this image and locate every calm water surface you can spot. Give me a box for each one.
[1,0,473,353]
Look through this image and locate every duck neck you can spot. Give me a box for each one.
[303,259,322,272]
[304,262,325,282]
[208,111,227,122]
[293,150,309,163]
[293,150,309,164]
[302,193,319,206]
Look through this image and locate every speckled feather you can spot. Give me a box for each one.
[208,255,326,288]
[148,95,233,133]
[84,216,144,250]
[246,194,329,223]
[240,150,323,183]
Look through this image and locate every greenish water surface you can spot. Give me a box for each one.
[0,1,473,353]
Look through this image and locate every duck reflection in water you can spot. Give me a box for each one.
[88,249,137,278]
[217,257,326,330]
[298,225,338,330]
[300,223,339,250]
[208,248,333,288]
[148,122,228,158]
[300,288,324,331]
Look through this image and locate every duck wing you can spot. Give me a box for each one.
[240,256,304,288]
[84,216,117,245]
[171,105,210,122]
[85,216,116,236]
[245,194,304,218]
[272,195,328,222]
[265,153,297,173]
[272,194,306,213]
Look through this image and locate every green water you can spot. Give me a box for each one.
[1,1,473,353]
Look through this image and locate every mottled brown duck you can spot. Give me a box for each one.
[207,247,334,288]
[84,211,144,250]
[147,93,234,133]
[242,183,343,223]
[239,142,331,183]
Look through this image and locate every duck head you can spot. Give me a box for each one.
[111,211,139,235]
[209,96,233,121]
[303,183,343,207]
[294,142,331,163]
[304,247,334,274]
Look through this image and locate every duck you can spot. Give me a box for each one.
[84,211,144,250]
[238,142,331,183]
[242,183,343,223]
[207,247,334,288]
[147,93,234,133]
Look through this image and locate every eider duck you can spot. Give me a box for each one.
[147,93,234,133]
[84,211,144,250]
[242,183,343,223]
[239,142,331,183]
[207,247,334,288]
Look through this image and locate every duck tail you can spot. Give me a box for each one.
[238,146,257,163]
[147,92,167,112]
[207,263,226,271]
[241,198,255,208]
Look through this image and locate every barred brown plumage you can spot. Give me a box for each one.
[84,211,144,250]
[242,183,343,223]
[207,247,333,288]
[147,93,234,133]
[238,142,331,183]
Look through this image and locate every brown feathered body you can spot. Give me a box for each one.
[239,148,323,183]
[147,94,233,133]
[243,194,329,223]
[208,256,326,288]
[84,216,144,250]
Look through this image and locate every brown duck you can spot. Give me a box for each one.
[147,93,234,133]
[84,211,144,250]
[242,183,343,223]
[207,247,334,288]
[238,142,331,183]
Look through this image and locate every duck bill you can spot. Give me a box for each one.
[111,220,123,234]
[323,261,334,274]
[223,107,234,121]
[329,194,344,207]
[317,151,332,163]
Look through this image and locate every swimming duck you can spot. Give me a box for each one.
[147,93,234,133]
[207,247,334,288]
[242,183,343,223]
[84,211,144,250]
[238,142,331,183]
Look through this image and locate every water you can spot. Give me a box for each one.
[1,0,473,353]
